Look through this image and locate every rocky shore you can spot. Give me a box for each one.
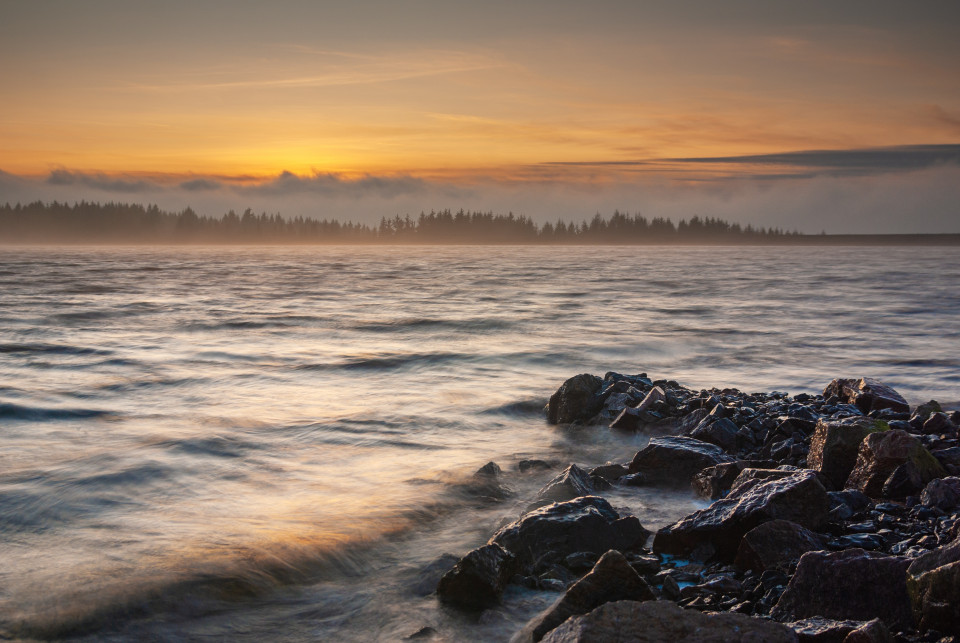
[432,373,960,642]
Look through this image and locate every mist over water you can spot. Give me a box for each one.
[1,245,958,641]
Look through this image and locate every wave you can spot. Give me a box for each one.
[0,342,111,356]
[295,351,473,373]
[350,317,514,333]
[184,320,297,331]
[0,402,115,421]
[479,399,546,417]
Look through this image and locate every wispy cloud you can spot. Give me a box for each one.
[46,169,153,193]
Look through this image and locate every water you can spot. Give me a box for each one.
[1,245,958,641]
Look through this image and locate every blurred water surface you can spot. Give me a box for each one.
[1,245,958,640]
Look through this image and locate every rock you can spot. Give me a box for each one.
[410,553,460,596]
[491,496,649,569]
[771,548,912,630]
[589,463,628,483]
[906,538,960,635]
[823,378,909,415]
[536,464,598,503]
[920,476,960,511]
[511,550,655,643]
[923,412,957,436]
[842,619,893,643]
[404,626,439,640]
[692,462,744,500]
[912,400,943,424]
[540,600,799,642]
[880,462,923,499]
[628,436,735,487]
[845,430,946,498]
[436,543,518,609]
[476,461,502,477]
[808,419,887,490]
[610,407,644,431]
[547,374,603,425]
[932,446,960,470]
[653,471,829,561]
[786,617,866,643]
[689,417,739,452]
[520,459,553,472]
[735,519,827,573]
[729,468,800,495]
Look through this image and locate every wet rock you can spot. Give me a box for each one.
[410,553,461,596]
[906,538,960,635]
[808,419,887,490]
[562,551,600,573]
[404,626,439,640]
[771,548,912,630]
[628,436,735,487]
[653,471,829,561]
[476,461,502,477]
[547,374,604,425]
[823,378,909,415]
[842,619,893,643]
[609,407,645,431]
[437,543,518,610]
[491,496,649,569]
[536,464,599,503]
[845,430,946,498]
[735,519,827,573]
[728,467,799,495]
[589,463,628,483]
[786,617,867,643]
[880,462,924,500]
[913,401,944,424]
[540,600,799,643]
[511,550,655,643]
[689,417,739,452]
[920,476,960,511]
[827,489,873,520]
[519,459,553,472]
[923,412,957,436]
[620,472,646,486]
[931,447,960,471]
[692,462,744,500]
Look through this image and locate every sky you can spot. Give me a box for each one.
[1,0,959,233]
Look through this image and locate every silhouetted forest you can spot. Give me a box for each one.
[0,201,810,244]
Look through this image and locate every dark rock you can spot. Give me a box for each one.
[906,538,960,635]
[653,471,829,561]
[689,417,739,452]
[589,463,628,483]
[913,401,944,424]
[692,462,744,500]
[628,553,660,575]
[786,616,866,643]
[512,550,655,643]
[536,464,597,503]
[491,496,649,568]
[404,626,439,640]
[520,459,553,472]
[828,534,885,551]
[610,407,644,431]
[729,468,798,495]
[823,378,910,415]
[845,430,946,498]
[920,476,960,511]
[547,374,603,425]
[808,418,887,490]
[841,619,893,643]
[924,412,957,436]
[410,553,461,596]
[771,548,912,630]
[563,551,600,573]
[620,472,646,486]
[539,600,799,642]
[437,543,518,610]
[676,408,710,434]
[931,447,960,470]
[880,462,924,500]
[628,436,735,487]
[735,519,827,573]
[476,461,502,477]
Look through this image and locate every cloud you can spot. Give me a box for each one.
[665,144,960,172]
[46,169,153,193]
[179,178,223,191]
[241,170,470,200]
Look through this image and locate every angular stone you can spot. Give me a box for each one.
[845,430,946,498]
[491,496,649,568]
[511,550,655,643]
[536,464,597,503]
[729,467,798,495]
[842,619,893,643]
[771,548,912,630]
[823,378,909,415]
[628,436,735,487]
[920,476,960,511]
[734,519,827,573]
[436,543,518,609]
[540,600,799,643]
[807,419,887,490]
[923,412,957,436]
[589,463,628,483]
[692,462,744,500]
[653,471,829,561]
[547,374,603,425]
[906,538,960,635]
[786,617,865,643]
[689,417,739,452]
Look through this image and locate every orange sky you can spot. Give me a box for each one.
[2,1,959,181]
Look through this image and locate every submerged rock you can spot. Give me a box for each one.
[540,600,799,642]
[511,550,654,643]
[771,548,913,630]
[547,374,603,425]
[653,470,829,561]
[628,436,735,487]
[491,496,649,569]
[436,543,518,610]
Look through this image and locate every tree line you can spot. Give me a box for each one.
[0,200,801,244]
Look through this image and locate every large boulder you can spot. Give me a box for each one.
[906,538,960,635]
[772,549,912,630]
[689,417,739,452]
[823,378,909,415]
[540,600,798,643]
[436,543,518,609]
[807,419,886,490]
[734,519,827,573]
[653,471,829,561]
[536,464,599,504]
[547,374,603,425]
[511,550,655,643]
[844,430,946,498]
[920,476,960,511]
[491,496,649,569]
[628,436,735,487]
